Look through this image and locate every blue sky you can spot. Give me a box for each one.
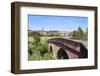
[28,15,88,32]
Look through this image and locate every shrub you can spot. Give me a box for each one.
[36,44,48,55]
[33,34,41,45]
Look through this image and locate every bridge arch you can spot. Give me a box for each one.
[50,46,53,52]
[48,38,88,59]
[57,48,69,59]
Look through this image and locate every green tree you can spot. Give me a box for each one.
[72,31,78,37]
[77,26,85,38]
[36,44,48,55]
[33,34,41,45]
[72,26,85,39]
[86,28,88,36]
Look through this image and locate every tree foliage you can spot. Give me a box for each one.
[28,35,57,60]
[72,26,87,40]
[33,34,41,45]
[77,27,85,38]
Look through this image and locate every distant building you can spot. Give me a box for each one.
[28,27,71,36]
[58,31,70,36]
[39,31,48,36]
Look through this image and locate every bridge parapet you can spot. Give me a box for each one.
[48,38,81,46]
[48,38,81,51]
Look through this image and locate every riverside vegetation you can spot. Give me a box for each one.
[28,34,58,60]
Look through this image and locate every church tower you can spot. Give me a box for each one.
[42,27,44,35]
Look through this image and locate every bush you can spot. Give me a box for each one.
[43,52,56,60]
[28,52,42,60]
[35,44,48,55]
[33,34,41,45]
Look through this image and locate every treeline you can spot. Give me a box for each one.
[28,31,40,36]
[71,27,88,40]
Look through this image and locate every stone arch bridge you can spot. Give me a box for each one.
[48,38,88,59]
